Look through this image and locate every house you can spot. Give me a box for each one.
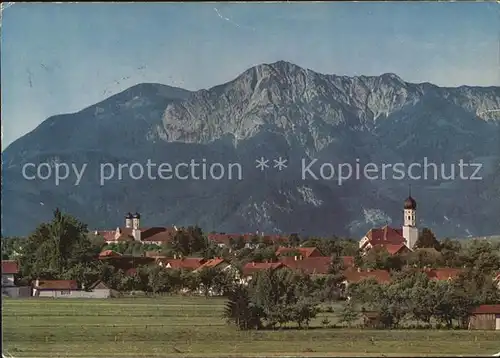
[98,250,122,259]
[424,268,463,281]
[275,246,322,258]
[1,260,30,298]
[144,251,167,259]
[359,194,419,253]
[279,256,332,275]
[342,268,392,287]
[371,243,411,256]
[360,226,407,253]
[2,260,18,287]
[240,262,285,285]
[195,258,232,272]
[94,212,178,245]
[84,280,112,298]
[32,279,113,299]
[342,256,355,269]
[32,280,79,297]
[98,255,156,273]
[468,305,500,330]
[194,258,240,296]
[157,257,206,270]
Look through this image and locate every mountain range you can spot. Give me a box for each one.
[2,60,500,239]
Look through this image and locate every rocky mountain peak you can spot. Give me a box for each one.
[2,61,499,238]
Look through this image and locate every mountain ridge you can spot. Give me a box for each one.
[2,61,500,238]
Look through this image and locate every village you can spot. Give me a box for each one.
[2,194,500,331]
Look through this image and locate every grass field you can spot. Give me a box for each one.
[3,296,500,357]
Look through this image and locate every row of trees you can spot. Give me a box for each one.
[224,268,321,330]
[345,266,500,329]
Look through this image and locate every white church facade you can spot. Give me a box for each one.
[359,193,419,254]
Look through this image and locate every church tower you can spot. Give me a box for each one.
[402,187,418,249]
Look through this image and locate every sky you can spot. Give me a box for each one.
[1,2,499,149]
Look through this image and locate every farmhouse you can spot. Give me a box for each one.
[468,304,500,330]
[342,268,392,286]
[275,246,323,258]
[2,260,18,287]
[32,279,112,298]
[240,262,285,285]
[2,260,31,298]
[278,256,332,275]
[371,243,411,256]
[32,280,79,297]
[157,257,206,270]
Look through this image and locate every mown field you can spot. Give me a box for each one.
[2,296,500,357]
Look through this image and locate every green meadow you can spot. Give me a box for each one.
[3,296,499,357]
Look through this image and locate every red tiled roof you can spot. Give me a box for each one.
[362,225,406,247]
[343,256,355,268]
[208,233,238,245]
[424,268,463,281]
[242,262,284,276]
[140,227,177,243]
[159,257,205,270]
[98,250,122,258]
[342,269,391,284]
[470,304,500,314]
[279,256,332,275]
[276,246,322,258]
[197,258,226,270]
[96,230,116,241]
[2,260,19,274]
[115,234,134,242]
[372,243,409,255]
[34,280,78,290]
[100,227,178,243]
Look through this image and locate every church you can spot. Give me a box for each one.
[359,193,419,254]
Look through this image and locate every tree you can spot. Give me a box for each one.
[409,285,436,326]
[147,265,170,294]
[363,246,391,270]
[405,248,443,268]
[224,285,263,330]
[234,236,246,251]
[291,297,319,328]
[414,228,440,250]
[1,237,25,260]
[337,302,359,328]
[247,268,319,329]
[328,254,345,275]
[288,233,300,247]
[19,208,100,282]
[353,250,363,268]
[197,267,220,297]
[461,240,500,275]
[166,226,208,257]
[439,238,463,267]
